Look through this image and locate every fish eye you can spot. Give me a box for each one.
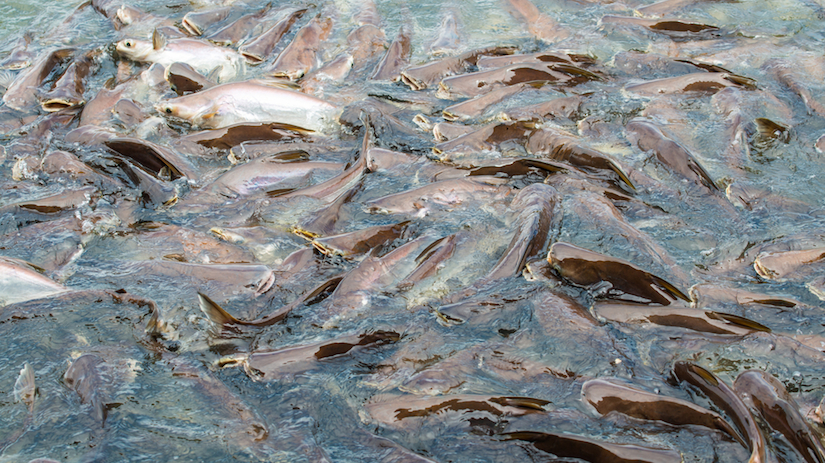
[165,107,172,114]
[124,41,132,47]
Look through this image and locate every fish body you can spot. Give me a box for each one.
[155,81,339,132]
[116,35,244,82]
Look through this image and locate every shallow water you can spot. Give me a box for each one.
[1,0,825,461]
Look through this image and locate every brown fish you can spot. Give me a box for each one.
[222,331,400,381]
[526,126,634,190]
[582,378,745,444]
[735,370,825,463]
[178,122,312,150]
[366,394,549,428]
[164,62,215,95]
[312,221,412,258]
[206,4,271,47]
[486,183,561,281]
[592,302,770,336]
[39,50,98,112]
[672,362,767,463]
[502,431,682,463]
[548,242,691,305]
[3,48,74,111]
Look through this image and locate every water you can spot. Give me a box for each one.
[1,0,825,461]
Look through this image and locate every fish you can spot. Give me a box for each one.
[436,62,597,100]
[485,183,561,281]
[753,248,825,281]
[626,118,718,191]
[199,276,342,328]
[734,370,825,463]
[428,10,462,56]
[672,362,767,463]
[548,242,691,305]
[221,331,400,381]
[526,126,635,190]
[104,137,198,181]
[64,354,109,425]
[181,7,231,36]
[116,30,244,83]
[3,48,74,111]
[366,394,550,428]
[177,122,313,150]
[238,8,307,64]
[155,80,339,132]
[164,62,215,95]
[432,120,536,160]
[370,25,412,81]
[365,177,512,216]
[582,378,746,443]
[601,15,721,40]
[205,4,271,47]
[504,0,569,42]
[502,431,682,463]
[626,71,756,95]
[400,45,517,90]
[592,302,770,336]
[312,221,412,257]
[266,15,333,80]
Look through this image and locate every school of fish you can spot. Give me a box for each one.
[1,0,825,461]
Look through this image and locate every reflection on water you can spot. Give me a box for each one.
[1,0,825,461]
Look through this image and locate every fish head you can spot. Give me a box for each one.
[116,39,152,61]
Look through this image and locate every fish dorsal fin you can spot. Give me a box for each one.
[152,28,167,50]
[198,292,242,326]
[250,78,302,91]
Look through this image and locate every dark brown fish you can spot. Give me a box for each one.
[593,301,770,336]
[672,362,767,463]
[312,221,412,257]
[239,8,307,64]
[223,331,400,380]
[3,48,74,111]
[626,118,718,190]
[366,394,549,427]
[164,62,215,95]
[396,232,461,290]
[549,242,691,305]
[735,370,825,463]
[502,431,682,463]
[433,120,536,160]
[178,122,313,150]
[104,137,197,180]
[486,183,561,280]
[582,378,745,443]
[601,15,721,40]
[39,50,97,112]
[199,276,343,328]
[526,126,634,190]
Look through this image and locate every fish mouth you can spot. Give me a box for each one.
[241,52,264,64]
[41,98,84,112]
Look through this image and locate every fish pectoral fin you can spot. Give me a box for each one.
[194,103,219,121]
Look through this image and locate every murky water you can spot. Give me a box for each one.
[1,0,825,461]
